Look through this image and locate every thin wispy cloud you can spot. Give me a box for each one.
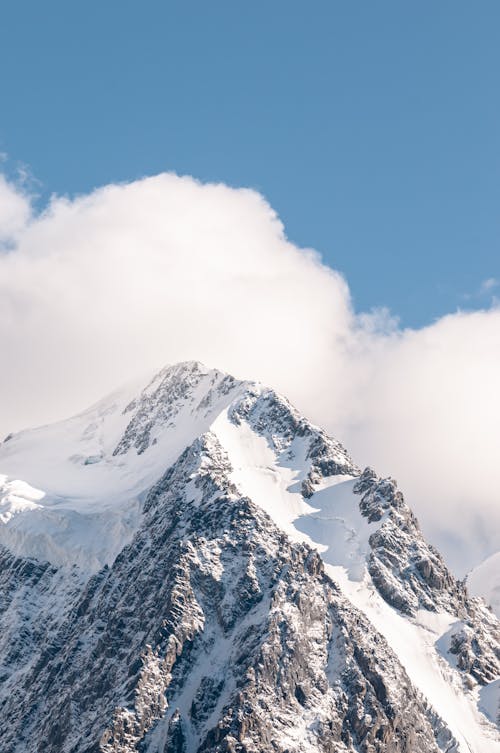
[461,277,499,302]
[0,172,499,575]
[480,277,498,294]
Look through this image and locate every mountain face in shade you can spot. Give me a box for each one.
[0,361,498,753]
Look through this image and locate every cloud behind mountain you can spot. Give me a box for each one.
[0,171,498,574]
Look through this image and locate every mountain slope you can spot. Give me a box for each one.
[0,363,249,570]
[0,361,498,753]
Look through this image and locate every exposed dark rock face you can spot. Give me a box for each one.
[353,469,462,615]
[0,547,83,693]
[353,468,500,685]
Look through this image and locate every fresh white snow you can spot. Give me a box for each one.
[211,409,319,544]
[0,475,45,523]
[0,368,246,571]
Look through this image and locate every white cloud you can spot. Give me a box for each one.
[0,172,499,575]
[462,276,499,302]
[480,277,498,294]
[0,174,31,244]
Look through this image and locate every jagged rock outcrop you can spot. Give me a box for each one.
[352,468,500,685]
[113,363,240,457]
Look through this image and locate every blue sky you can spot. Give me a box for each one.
[0,0,498,326]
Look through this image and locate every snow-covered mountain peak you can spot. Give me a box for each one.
[0,361,498,752]
[0,361,356,571]
[0,361,241,482]
[0,362,243,568]
[112,360,246,457]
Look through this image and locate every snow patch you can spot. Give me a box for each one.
[0,475,45,523]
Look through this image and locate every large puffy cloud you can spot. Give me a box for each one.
[333,311,500,573]
[0,172,498,574]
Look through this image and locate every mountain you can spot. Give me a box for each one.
[0,361,498,753]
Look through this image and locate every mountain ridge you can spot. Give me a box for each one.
[0,360,498,752]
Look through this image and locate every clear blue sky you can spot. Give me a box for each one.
[1,1,498,326]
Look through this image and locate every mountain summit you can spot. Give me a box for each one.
[0,361,498,753]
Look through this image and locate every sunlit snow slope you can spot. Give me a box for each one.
[0,363,248,569]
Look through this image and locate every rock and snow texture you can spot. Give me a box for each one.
[0,360,498,753]
[0,363,248,570]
